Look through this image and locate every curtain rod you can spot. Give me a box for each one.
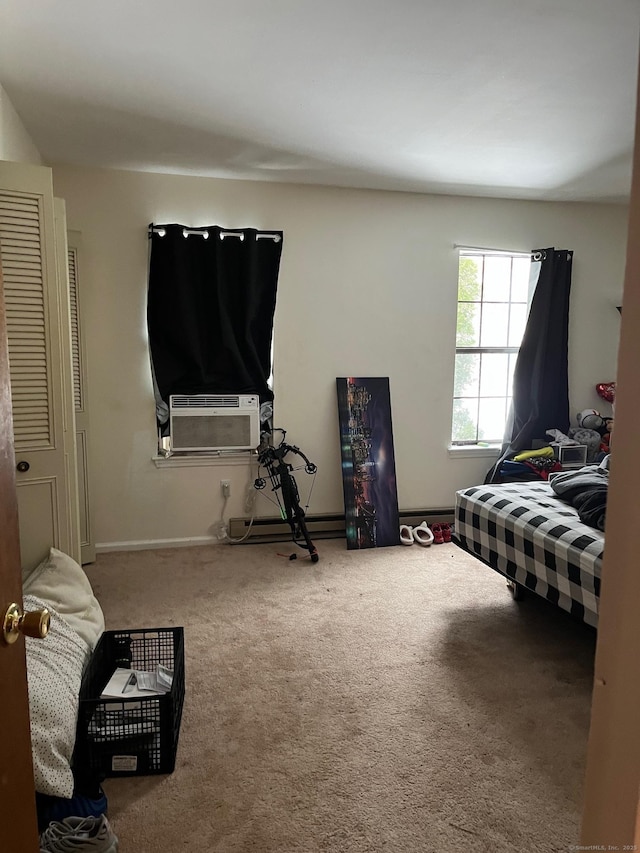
[453,243,531,257]
[149,225,281,242]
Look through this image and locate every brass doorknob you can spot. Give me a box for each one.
[2,602,50,645]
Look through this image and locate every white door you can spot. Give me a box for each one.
[0,161,80,573]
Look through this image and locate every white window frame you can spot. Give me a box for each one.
[451,248,533,447]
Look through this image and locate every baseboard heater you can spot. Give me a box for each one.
[228,508,455,545]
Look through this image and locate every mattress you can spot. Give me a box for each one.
[453,481,604,627]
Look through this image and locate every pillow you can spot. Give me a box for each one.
[24,594,89,798]
[23,548,105,650]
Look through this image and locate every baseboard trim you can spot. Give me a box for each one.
[95,535,220,554]
[95,508,456,552]
[228,508,455,545]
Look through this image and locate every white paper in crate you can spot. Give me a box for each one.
[101,664,173,698]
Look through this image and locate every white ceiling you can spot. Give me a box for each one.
[2,0,639,202]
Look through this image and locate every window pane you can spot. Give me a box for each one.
[454,352,480,397]
[511,257,531,302]
[452,398,478,443]
[482,256,511,302]
[479,352,509,397]
[478,397,507,442]
[508,302,527,347]
[458,256,483,301]
[456,302,480,347]
[480,303,509,346]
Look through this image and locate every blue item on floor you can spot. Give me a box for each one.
[36,787,108,832]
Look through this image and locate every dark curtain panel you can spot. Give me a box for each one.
[147,225,282,424]
[487,247,573,483]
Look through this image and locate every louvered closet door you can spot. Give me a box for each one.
[0,162,80,573]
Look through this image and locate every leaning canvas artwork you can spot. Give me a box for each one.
[336,377,400,549]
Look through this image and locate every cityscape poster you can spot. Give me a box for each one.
[336,377,400,549]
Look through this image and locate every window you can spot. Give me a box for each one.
[147,224,282,457]
[451,250,532,445]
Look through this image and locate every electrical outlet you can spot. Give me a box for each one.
[221,479,231,498]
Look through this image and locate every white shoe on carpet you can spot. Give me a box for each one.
[400,524,414,545]
[412,521,434,546]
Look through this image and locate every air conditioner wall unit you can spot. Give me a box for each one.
[169,394,260,452]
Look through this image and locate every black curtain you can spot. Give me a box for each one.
[487,247,573,482]
[147,225,282,425]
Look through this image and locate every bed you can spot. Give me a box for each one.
[22,547,105,800]
[452,480,604,627]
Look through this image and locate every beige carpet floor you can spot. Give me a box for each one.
[85,538,597,852]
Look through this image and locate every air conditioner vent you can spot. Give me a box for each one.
[171,394,247,409]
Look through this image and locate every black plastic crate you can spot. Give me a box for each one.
[74,627,185,777]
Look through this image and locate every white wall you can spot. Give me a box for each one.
[0,84,42,164]
[51,165,628,548]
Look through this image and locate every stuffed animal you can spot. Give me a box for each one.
[576,409,605,432]
[600,417,614,453]
[569,427,602,462]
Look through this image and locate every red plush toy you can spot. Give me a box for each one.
[600,417,614,453]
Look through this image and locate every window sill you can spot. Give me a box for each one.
[448,444,501,459]
[153,451,257,468]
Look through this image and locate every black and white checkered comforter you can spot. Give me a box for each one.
[453,482,603,627]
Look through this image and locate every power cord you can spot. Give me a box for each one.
[214,465,259,544]
[244,484,257,513]
[212,495,257,544]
